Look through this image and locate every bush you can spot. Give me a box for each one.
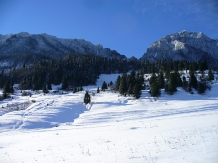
[197,82,207,94]
[22,91,32,96]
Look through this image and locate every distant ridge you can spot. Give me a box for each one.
[0,32,126,59]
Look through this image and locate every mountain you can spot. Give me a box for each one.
[0,32,126,59]
[140,30,218,67]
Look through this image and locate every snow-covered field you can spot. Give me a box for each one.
[0,74,218,163]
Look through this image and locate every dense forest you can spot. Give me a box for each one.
[113,59,213,99]
[0,53,215,99]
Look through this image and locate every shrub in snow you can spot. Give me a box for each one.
[22,91,32,96]
[84,91,91,104]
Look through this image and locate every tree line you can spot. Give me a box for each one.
[0,54,215,99]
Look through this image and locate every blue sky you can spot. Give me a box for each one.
[0,0,218,58]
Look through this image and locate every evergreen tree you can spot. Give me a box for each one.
[33,80,40,91]
[73,87,77,93]
[203,60,208,71]
[150,80,160,97]
[133,83,141,99]
[189,72,198,89]
[127,83,134,95]
[97,87,100,93]
[47,79,52,90]
[43,83,48,93]
[101,81,108,91]
[165,73,177,94]
[182,76,188,90]
[175,71,182,87]
[79,86,83,91]
[165,68,170,80]
[0,76,4,89]
[115,75,121,91]
[208,69,214,81]
[3,81,10,99]
[84,91,91,104]
[136,72,145,90]
[119,74,128,96]
[158,71,165,89]
[197,82,207,94]
[9,80,14,93]
[149,73,157,86]
[187,82,193,93]
[62,76,68,90]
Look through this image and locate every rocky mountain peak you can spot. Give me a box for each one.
[141,30,218,67]
[0,32,126,60]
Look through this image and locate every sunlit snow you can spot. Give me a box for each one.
[0,74,217,163]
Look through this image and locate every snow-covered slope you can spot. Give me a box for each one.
[0,74,218,163]
[0,32,126,59]
[141,30,218,67]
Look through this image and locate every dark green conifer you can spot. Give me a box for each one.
[101,81,108,91]
[190,73,198,89]
[119,74,128,95]
[150,80,160,97]
[158,71,165,89]
[115,75,121,91]
[133,83,141,99]
[197,82,206,94]
[84,91,91,104]
[47,78,52,90]
[208,69,214,81]
[62,76,68,90]
[3,81,10,99]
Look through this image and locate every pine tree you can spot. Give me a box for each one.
[43,83,48,93]
[127,83,134,95]
[165,73,177,94]
[149,73,157,86]
[187,82,193,93]
[9,80,14,93]
[133,83,141,99]
[3,81,10,99]
[47,79,52,90]
[197,82,206,94]
[97,87,100,93]
[73,87,77,93]
[84,91,91,104]
[190,72,198,89]
[119,74,128,96]
[158,71,165,89]
[136,72,144,90]
[150,80,160,97]
[182,76,188,90]
[62,76,68,90]
[101,81,108,91]
[208,69,214,81]
[0,76,4,89]
[115,75,121,91]
[165,68,170,80]
[79,86,83,91]
[175,71,182,87]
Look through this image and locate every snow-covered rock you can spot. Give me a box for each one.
[141,30,218,67]
[0,32,126,59]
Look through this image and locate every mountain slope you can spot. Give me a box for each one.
[0,74,218,163]
[141,30,218,67]
[0,32,126,59]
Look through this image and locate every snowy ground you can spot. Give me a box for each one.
[0,74,218,163]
